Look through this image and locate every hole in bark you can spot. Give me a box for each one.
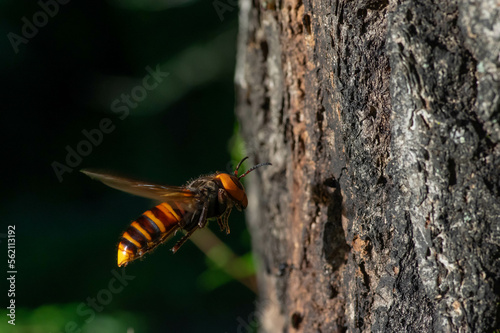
[458,59,470,77]
[328,284,338,299]
[359,262,370,288]
[324,177,337,188]
[284,118,291,144]
[409,24,417,35]
[297,78,305,97]
[317,139,324,154]
[291,312,303,329]
[317,108,324,122]
[406,9,413,21]
[483,177,495,194]
[260,40,269,61]
[377,175,387,185]
[278,262,288,277]
[368,105,377,118]
[297,136,306,159]
[322,177,349,271]
[447,158,457,186]
[303,14,312,35]
[295,111,302,123]
[357,317,365,329]
[262,96,270,112]
[470,118,491,149]
[423,150,430,160]
[357,8,367,19]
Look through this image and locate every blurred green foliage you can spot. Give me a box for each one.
[1,0,258,332]
[2,304,148,333]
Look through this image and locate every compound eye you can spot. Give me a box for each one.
[215,173,248,208]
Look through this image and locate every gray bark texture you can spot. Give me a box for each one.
[235,0,500,332]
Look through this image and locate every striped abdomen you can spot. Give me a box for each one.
[117,202,186,267]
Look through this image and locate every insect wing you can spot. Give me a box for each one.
[81,169,198,210]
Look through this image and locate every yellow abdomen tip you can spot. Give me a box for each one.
[117,242,134,267]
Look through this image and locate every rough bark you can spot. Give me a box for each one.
[235,0,500,332]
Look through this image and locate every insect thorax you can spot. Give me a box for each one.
[187,175,228,221]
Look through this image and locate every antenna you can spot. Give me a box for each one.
[238,162,272,179]
[234,156,249,176]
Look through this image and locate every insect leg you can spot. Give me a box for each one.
[197,201,209,229]
[217,206,232,234]
[171,226,199,253]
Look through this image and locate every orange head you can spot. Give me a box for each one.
[215,173,248,208]
[216,157,271,209]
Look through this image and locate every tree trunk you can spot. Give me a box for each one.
[235,0,499,332]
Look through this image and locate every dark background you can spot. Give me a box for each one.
[2,1,258,332]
